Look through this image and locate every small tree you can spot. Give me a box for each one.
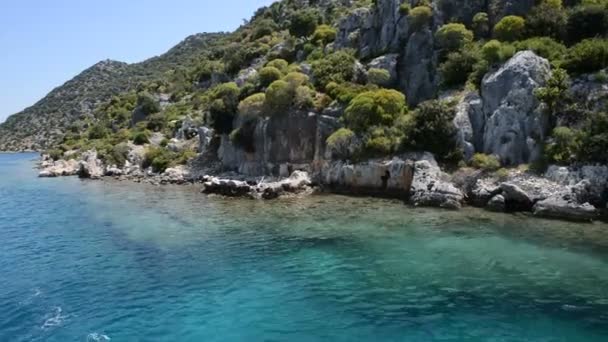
[535,68,570,119]
[343,89,406,133]
[493,16,526,42]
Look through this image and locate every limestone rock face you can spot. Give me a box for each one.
[533,195,598,222]
[399,29,437,106]
[481,51,551,165]
[334,0,407,60]
[545,165,608,206]
[454,92,484,160]
[78,150,104,179]
[321,157,414,196]
[218,111,333,176]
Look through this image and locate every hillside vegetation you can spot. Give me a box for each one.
[3,0,608,171]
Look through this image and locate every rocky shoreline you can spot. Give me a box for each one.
[37,150,608,223]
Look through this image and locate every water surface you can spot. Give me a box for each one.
[2,153,608,341]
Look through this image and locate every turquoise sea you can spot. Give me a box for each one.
[2,153,608,341]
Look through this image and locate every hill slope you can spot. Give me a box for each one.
[0,32,226,151]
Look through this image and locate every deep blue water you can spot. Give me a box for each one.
[2,153,608,341]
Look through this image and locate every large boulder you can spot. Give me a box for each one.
[533,195,598,222]
[481,51,551,165]
[368,54,399,86]
[409,160,465,209]
[78,150,104,179]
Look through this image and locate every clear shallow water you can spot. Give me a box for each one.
[2,153,608,341]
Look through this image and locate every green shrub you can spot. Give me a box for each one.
[526,2,567,40]
[88,123,108,140]
[326,128,358,160]
[266,59,289,74]
[367,68,391,86]
[514,37,567,62]
[137,92,160,116]
[311,50,356,89]
[567,5,608,43]
[493,16,526,42]
[534,68,570,117]
[238,93,266,120]
[546,126,581,164]
[365,127,397,156]
[312,25,337,45]
[439,46,481,87]
[563,38,608,73]
[209,82,240,134]
[344,89,406,133]
[435,23,474,53]
[399,4,411,16]
[472,12,490,39]
[104,143,130,167]
[265,80,294,115]
[470,153,501,171]
[132,130,151,145]
[294,86,315,109]
[251,19,278,40]
[47,149,64,161]
[143,147,172,173]
[326,82,374,104]
[258,66,283,88]
[579,111,608,163]
[408,6,433,32]
[406,100,461,162]
[481,40,515,65]
[283,72,310,88]
[289,9,319,38]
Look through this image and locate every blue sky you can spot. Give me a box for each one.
[0,0,276,123]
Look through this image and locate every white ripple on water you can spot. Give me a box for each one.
[40,306,68,330]
[87,332,111,341]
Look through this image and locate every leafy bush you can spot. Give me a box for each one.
[579,111,608,163]
[343,89,406,133]
[472,12,490,39]
[312,25,337,45]
[266,59,289,74]
[132,130,151,145]
[514,37,567,62]
[251,19,278,40]
[470,153,501,171]
[209,82,240,134]
[311,50,356,89]
[545,126,581,164]
[435,23,474,53]
[406,100,461,162]
[88,123,108,140]
[326,128,358,160]
[258,66,283,88]
[526,2,567,40]
[481,40,515,65]
[265,80,293,115]
[294,86,315,109]
[47,149,64,161]
[493,16,526,42]
[143,147,173,173]
[567,5,608,43]
[238,93,266,120]
[326,82,374,104]
[535,68,570,117]
[399,4,411,16]
[408,6,433,32]
[439,46,481,87]
[137,92,160,116]
[367,68,391,86]
[289,9,319,38]
[563,38,608,73]
[283,72,310,88]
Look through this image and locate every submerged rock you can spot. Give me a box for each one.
[409,160,465,210]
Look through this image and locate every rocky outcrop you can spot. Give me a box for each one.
[481,51,551,165]
[218,111,335,176]
[368,54,399,86]
[78,150,104,179]
[533,195,598,222]
[202,171,313,199]
[453,92,484,160]
[409,160,465,209]
[38,159,79,178]
[399,29,437,106]
[334,0,407,60]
